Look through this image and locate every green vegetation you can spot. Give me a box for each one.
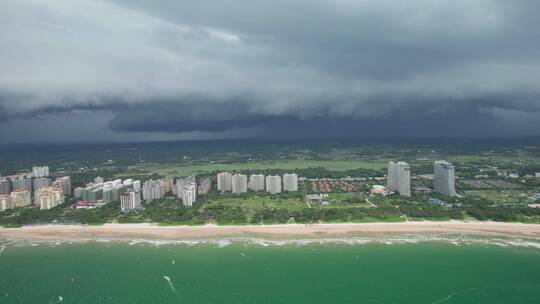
[117,160,386,178]
[1,139,540,226]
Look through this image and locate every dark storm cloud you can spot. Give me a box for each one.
[107,101,289,133]
[1,0,540,141]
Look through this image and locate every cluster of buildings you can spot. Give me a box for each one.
[0,166,71,211]
[134,176,212,208]
[374,160,457,197]
[174,176,199,207]
[74,177,146,212]
[71,175,211,212]
[217,172,298,194]
[73,177,141,203]
[2,157,511,215]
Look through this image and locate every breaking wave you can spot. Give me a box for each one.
[1,234,540,250]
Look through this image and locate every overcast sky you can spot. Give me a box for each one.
[1,0,540,142]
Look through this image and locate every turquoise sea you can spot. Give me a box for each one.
[1,236,540,303]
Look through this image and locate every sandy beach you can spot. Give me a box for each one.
[1,221,540,241]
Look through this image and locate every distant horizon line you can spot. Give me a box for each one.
[1,135,540,146]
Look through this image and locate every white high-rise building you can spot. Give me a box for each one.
[176,176,196,198]
[35,186,64,210]
[53,176,71,196]
[387,161,398,191]
[10,189,31,208]
[396,162,411,197]
[387,161,411,197]
[232,174,248,194]
[164,176,175,194]
[181,183,197,207]
[248,174,265,191]
[434,161,457,197]
[33,177,51,193]
[197,178,212,194]
[217,172,233,192]
[120,190,142,212]
[0,195,11,211]
[12,178,31,192]
[282,173,298,192]
[266,175,282,194]
[0,179,10,195]
[74,187,83,199]
[142,179,166,202]
[32,166,49,178]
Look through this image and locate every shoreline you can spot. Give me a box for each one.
[1,221,540,241]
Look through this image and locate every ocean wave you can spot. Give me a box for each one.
[1,235,540,250]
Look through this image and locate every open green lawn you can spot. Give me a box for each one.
[325,193,372,208]
[206,195,305,211]
[465,190,533,205]
[118,160,386,177]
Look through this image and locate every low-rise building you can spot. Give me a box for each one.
[70,201,108,210]
[306,193,329,204]
[413,186,432,195]
[371,185,392,196]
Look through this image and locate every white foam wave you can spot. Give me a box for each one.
[2,235,540,250]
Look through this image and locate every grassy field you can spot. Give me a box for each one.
[465,190,533,205]
[206,196,305,212]
[325,193,372,207]
[120,160,387,177]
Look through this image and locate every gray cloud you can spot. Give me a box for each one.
[0,0,540,141]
